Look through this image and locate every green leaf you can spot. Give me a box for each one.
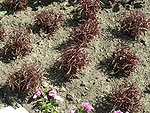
[0,11,7,17]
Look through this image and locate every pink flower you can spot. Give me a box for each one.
[69,108,76,113]
[50,85,55,92]
[83,103,94,111]
[114,110,123,113]
[33,91,41,99]
[48,92,56,97]
[48,85,56,97]
[55,95,63,102]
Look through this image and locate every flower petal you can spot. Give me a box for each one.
[55,95,63,102]
[114,110,123,113]
[69,108,76,113]
[48,92,56,97]
[83,103,94,111]
[33,91,41,99]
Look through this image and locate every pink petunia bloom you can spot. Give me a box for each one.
[55,95,63,102]
[33,91,41,99]
[48,92,56,97]
[48,85,57,97]
[83,103,94,111]
[50,85,55,92]
[114,110,123,113]
[69,108,77,113]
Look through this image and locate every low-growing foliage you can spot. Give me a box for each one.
[8,63,46,95]
[4,27,33,57]
[107,79,143,113]
[78,0,103,20]
[0,11,7,23]
[5,0,28,11]
[60,44,90,78]
[35,10,63,36]
[118,10,150,39]
[70,19,99,44]
[112,46,139,75]
[34,86,63,113]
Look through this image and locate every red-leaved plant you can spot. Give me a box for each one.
[70,19,100,45]
[4,27,33,57]
[112,46,139,75]
[60,43,90,78]
[118,10,150,39]
[78,0,103,20]
[35,10,63,36]
[107,79,143,113]
[0,24,4,41]
[8,63,47,95]
[5,0,28,11]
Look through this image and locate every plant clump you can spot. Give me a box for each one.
[0,24,4,41]
[118,10,150,39]
[35,10,63,36]
[70,19,99,45]
[4,27,33,57]
[8,63,47,95]
[112,46,139,75]
[5,0,28,11]
[107,79,143,113]
[60,44,90,78]
[78,0,103,20]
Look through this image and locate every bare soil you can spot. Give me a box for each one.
[0,0,150,113]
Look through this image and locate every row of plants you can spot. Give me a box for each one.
[6,61,143,113]
[0,0,150,113]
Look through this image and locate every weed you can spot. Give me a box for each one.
[5,0,28,11]
[60,43,90,78]
[118,10,150,39]
[4,27,33,57]
[70,19,99,44]
[107,79,143,113]
[8,63,46,95]
[112,46,139,75]
[78,0,103,20]
[35,10,63,36]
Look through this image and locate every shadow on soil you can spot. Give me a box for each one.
[100,0,144,12]
[53,38,74,52]
[94,96,112,113]
[46,62,71,86]
[97,57,128,79]
[0,48,15,63]
[144,84,150,94]
[106,27,147,46]
[64,8,84,27]
[0,85,29,107]
[28,0,65,11]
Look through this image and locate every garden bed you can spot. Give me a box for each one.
[0,0,150,113]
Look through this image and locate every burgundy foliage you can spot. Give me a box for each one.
[5,0,28,11]
[8,63,46,95]
[5,27,33,57]
[70,19,100,44]
[60,44,90,78]
[35,10,63,36]
[107,79,143,113]
[0,24,4,41]
[112,46,139,75]
[118,10,150,39]
[78,0,103,20]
